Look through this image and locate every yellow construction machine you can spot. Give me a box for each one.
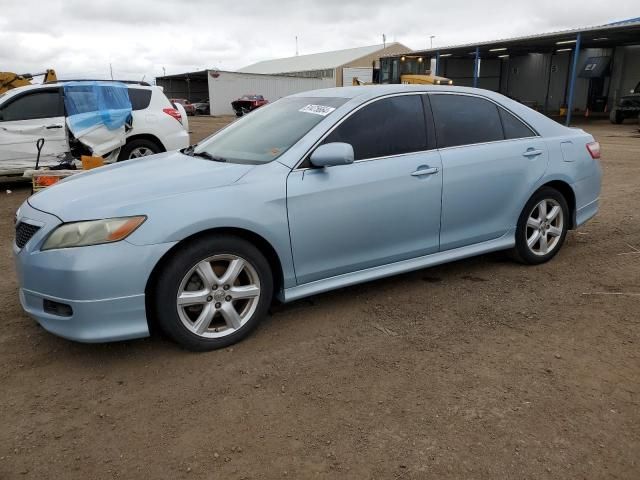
[0,69,57,94]
[400,74,453,85]
[352,72,453,87]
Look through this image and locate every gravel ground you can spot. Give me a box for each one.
[0,117,638,479]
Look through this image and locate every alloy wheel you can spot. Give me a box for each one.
[526,198,564,256]
[176,255,261,338]
[129,147,155,158]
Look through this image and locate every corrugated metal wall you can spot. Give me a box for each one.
[207,71,334,116]
[441,49,618,113]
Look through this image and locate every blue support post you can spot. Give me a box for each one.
[473,47,480,88]
[565,32,582,126]
[435,52,440,76]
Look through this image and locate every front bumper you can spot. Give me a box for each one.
[13,201,176,343]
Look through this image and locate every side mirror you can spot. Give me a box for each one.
[309,142,354,168]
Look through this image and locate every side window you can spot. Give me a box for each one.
[430,94,503,148]
[128,89,152,111]
[323,95,427,160]
[499,108,536,139]
[0,90,63,122]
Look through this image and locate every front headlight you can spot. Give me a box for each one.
[42,216,146,250]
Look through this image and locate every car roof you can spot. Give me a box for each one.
[291,84,511,101]
[291,84,570,138]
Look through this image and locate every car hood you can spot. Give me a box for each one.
[620,92,640,105]
[28,151,253,221]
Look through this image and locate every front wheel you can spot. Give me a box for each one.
[153,235,273,351]
[512,187,569,265]
[609,109,624,124]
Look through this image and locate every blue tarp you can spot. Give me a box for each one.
[63,81,132,134]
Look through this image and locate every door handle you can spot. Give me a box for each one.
[522,149,543,157]
[411,167,438,177]
[45,124,63,129]
[411,167,439,177]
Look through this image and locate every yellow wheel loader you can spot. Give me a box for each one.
[352,73,453,87]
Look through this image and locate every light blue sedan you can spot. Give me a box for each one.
[13,85,602,351]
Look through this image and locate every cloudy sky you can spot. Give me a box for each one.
[1,0,638,82]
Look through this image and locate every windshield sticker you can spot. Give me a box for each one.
[299,104,336,116]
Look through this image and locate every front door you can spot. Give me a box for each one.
[287,94,443,285]
[0,88,67,169]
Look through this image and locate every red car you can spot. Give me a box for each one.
[231,94,268,117]
[170,98,195,116]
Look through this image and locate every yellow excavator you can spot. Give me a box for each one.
[0,69,57,94]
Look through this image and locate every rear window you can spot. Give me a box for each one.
[498,108,536,139]
[128,89,152,111]
[430,94,503,148]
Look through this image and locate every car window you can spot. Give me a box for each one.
[430,94,503,148]
[0,90,63,121]
[128,89,152,111]
[195,96,347,164]
[323,95,427,160]
[499,107,536,139]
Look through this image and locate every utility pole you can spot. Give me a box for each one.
[162,66,166,77]
[295,36,299,56]
[382,33,386,48]
[109,63,113,80]
[429,36,435,49]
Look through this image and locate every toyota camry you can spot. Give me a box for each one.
[13,85,602,351]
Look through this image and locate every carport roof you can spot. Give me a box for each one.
[383,19,640,59]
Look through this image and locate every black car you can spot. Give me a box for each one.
[610,80,640,124]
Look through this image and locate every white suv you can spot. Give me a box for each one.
[0,81,189,174]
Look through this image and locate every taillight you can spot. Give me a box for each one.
[586,141,601,159]
[163,107,183,124]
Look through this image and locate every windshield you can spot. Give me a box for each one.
[194,96,347,164]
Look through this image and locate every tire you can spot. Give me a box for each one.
[153,235,273,351]
[609,109,624,124]
[117,138,162,161]
[235,110,243,117]
[511,187,569,265]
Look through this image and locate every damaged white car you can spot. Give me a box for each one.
[0,81,189,175]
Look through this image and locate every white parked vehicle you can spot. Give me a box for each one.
[0,81,189,175]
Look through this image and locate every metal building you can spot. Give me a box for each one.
[239,43,410,86]
[156,70,334,116]
[380,19,640,125]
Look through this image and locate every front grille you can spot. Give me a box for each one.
[15,222,41,249]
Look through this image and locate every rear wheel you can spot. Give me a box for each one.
[153,235,273,351]
[512,187,569,265]
[118,139,162,161]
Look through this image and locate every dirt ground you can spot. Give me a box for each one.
[1,117,639,479]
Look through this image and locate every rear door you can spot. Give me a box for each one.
[429,93,548,251]
[287,94,443,285]
[0,88,67,169]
